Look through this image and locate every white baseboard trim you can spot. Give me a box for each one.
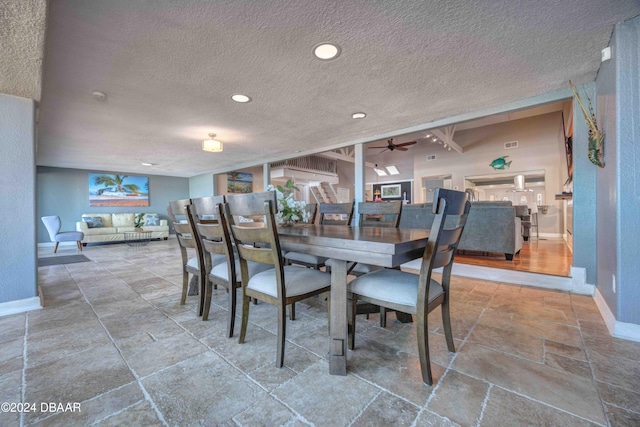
[593,288,640,343]
[38,241,76,248]
[0,296,42,317]
[569,267,595,295]
[38,235,176,248]
[537,232,563,239]
[450,263,580,292]
[400,260,594,294]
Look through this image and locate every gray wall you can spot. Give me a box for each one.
[0,94,37,304]
[604,16,640,324]
[37,167,190,243]
[572,82,599,287]
[595,31,618,316]
[189,172,215,198]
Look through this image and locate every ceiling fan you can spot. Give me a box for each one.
[368,138,417,152]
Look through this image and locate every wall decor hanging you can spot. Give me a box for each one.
[489,156,512,170]
[227,172,253,193]
[89,173,149,207]
[569,80,604,168]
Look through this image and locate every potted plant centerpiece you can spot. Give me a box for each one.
[267,179,310,227]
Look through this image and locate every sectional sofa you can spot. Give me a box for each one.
[76,213,169,245]
[399,201,523,260]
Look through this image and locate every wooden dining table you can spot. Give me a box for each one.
[277,224,430,375]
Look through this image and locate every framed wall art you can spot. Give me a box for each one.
[89,173,149,207]
[381,184,401,198]
[227,172,253,193]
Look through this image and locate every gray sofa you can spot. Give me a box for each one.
[399,201,523,260]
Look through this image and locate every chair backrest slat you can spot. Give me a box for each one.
[225,191,282,266]
[358,201,402,228]
[305,203,318,224]
[319,202,354,225]
[192,196,225,221]
[418,188,471,295]
[173,223,192,234]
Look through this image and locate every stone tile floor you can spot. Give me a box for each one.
[1,240,639,426]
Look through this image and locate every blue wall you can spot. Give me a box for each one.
[0,94,37,304]
[36,167,190,243]
[571,82,598,286]
[592,15,640,325]
[595,28,619,318]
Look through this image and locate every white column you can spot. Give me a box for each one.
[263,163,271,190]
[354,143,365,225]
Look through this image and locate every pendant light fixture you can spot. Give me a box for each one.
[202,133,223,152]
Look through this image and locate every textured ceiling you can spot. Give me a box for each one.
[32,0,640,177]
[0,0,47,100]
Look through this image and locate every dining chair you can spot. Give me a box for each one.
[188,199,273,336]
[41,216,85,253]
[283,202,351,269]
[349,201,404,326]
[225,191,332,368]
[187,196,226,316]
[347,188,470,385]
[167,199,199,307]
[318,201,355,225]
[358,200,403,228]
[350,200,403,275]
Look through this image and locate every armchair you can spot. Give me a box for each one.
[41,216,84,253]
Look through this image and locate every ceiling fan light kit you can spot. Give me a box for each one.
[368,138,417,153]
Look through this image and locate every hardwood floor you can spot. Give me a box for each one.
[454,237,572,277]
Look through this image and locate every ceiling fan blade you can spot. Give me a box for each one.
[395,147,409,151]
[394,141,417,147]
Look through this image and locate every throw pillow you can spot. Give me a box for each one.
[145,215,160,226]
[91,216,104,228]
[82,216,104,228]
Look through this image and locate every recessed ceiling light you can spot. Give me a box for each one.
[141,162,155,166]
[231,94,252,103]
[313,43,341,60]
[352,112,366,119]
[91,90,107,101]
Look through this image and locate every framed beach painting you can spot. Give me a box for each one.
[227,172,253,193]
[381,184,401,198]
[89,173,149,207]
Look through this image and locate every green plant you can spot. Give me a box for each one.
[267,179,310,225]
[134,213,145,229]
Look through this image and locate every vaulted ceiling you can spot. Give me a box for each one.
[16,1,640,177]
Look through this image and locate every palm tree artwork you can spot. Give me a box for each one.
[89,173,149,207]
[94,174,140,195]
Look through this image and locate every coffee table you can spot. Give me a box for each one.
[124,230,152,247]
